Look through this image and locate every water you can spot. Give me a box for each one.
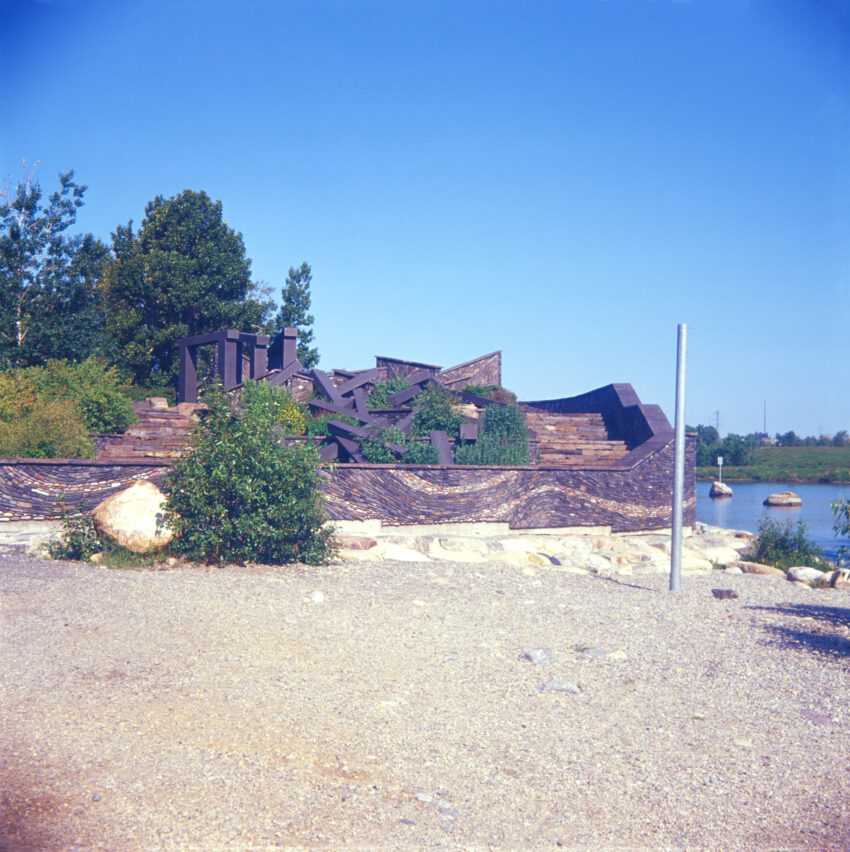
[696,480,850,562]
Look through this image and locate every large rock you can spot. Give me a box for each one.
[92,481,174,554]
[786,566,826,584]
[739,561,785,577]
[763,491,802,507]
[710,481,734,498]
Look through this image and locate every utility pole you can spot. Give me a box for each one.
[670,324,688,593]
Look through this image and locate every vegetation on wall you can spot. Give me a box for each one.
[454,403,528,465]
[412,384,463,438]
[366,376,411,408]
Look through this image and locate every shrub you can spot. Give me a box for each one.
[240,380,305,435]
[0,397,95,458]
[462,384,499,398]
[358,426,440,464]
[751,516,829,571]
[367,376,411,408]
[0,358,136,435]
[47,510,104,561]
[833,499,850,565]
[403,439,439,464]
[412,384,463,438]
[163,384,334,565]
[462,384,517,404]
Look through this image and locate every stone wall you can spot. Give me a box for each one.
[0,434,694,531]
[321,435,696,532]
[0,459,168,521]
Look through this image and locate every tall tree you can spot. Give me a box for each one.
[100,190,273,387]
[0,169,109,368]
[273,262,319,369]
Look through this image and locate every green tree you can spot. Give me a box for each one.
[272,262,319,369]
[832,430,849,447]
[0,168,110,368]
[101,190,272,388]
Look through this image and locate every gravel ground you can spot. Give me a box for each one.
[1,547,849,851]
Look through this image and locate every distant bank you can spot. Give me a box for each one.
[696,445,850,484]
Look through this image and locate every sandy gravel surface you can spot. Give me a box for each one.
[1,547,849,851]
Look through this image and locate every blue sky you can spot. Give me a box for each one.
[2,0,848,437]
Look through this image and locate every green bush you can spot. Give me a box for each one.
[833,499,850,565]
[454,403,529,465]
[360,426,406,463]
[751,516,829,571]
[0,358,136,434]
[403,439,439,464]
[163,384,334,565]
[0,397,95,458]
[367,376,411,408]
[358,426,440,464]
[47,510,104,560]
[412,384,463,438]
[240,381,305,435]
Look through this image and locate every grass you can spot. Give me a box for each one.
[697,446,850,483]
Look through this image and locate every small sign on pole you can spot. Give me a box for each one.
[717,455,723,483]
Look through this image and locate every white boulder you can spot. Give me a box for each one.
[92,481,174,554]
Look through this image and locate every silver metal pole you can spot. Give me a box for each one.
[670,323,688,592]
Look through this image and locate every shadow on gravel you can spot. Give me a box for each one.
[591,575,661,593]
[745,603,850,659]
[0,762,64,852]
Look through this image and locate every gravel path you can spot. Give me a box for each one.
[2,547,849,850]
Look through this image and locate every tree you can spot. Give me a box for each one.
[272,262,319,369]
[100,190,272,387]
[0,168,110,368]
[832,430,849,447]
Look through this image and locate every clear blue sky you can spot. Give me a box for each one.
[2,0,848,437]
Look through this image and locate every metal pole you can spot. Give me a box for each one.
[670,323,688,592]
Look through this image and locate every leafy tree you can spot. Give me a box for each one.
[100,189,272,388]
[0,169,110,368]
[833,430,849,447]
[776,430,801,447]
[272,262,319,369]
[162,383,334,565]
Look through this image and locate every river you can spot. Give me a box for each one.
[696,480,850,562]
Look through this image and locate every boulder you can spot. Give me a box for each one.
[786,566,826,584]
[763,491,802,507]
[92,481,173,554]
[335,534,378,550]
[829,568,850,589]
[710,481,734,498]
[738,561,785,578]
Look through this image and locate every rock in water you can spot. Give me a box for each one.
[763,491,802,507]
[710,481,734,498]
[92,481,174,553]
